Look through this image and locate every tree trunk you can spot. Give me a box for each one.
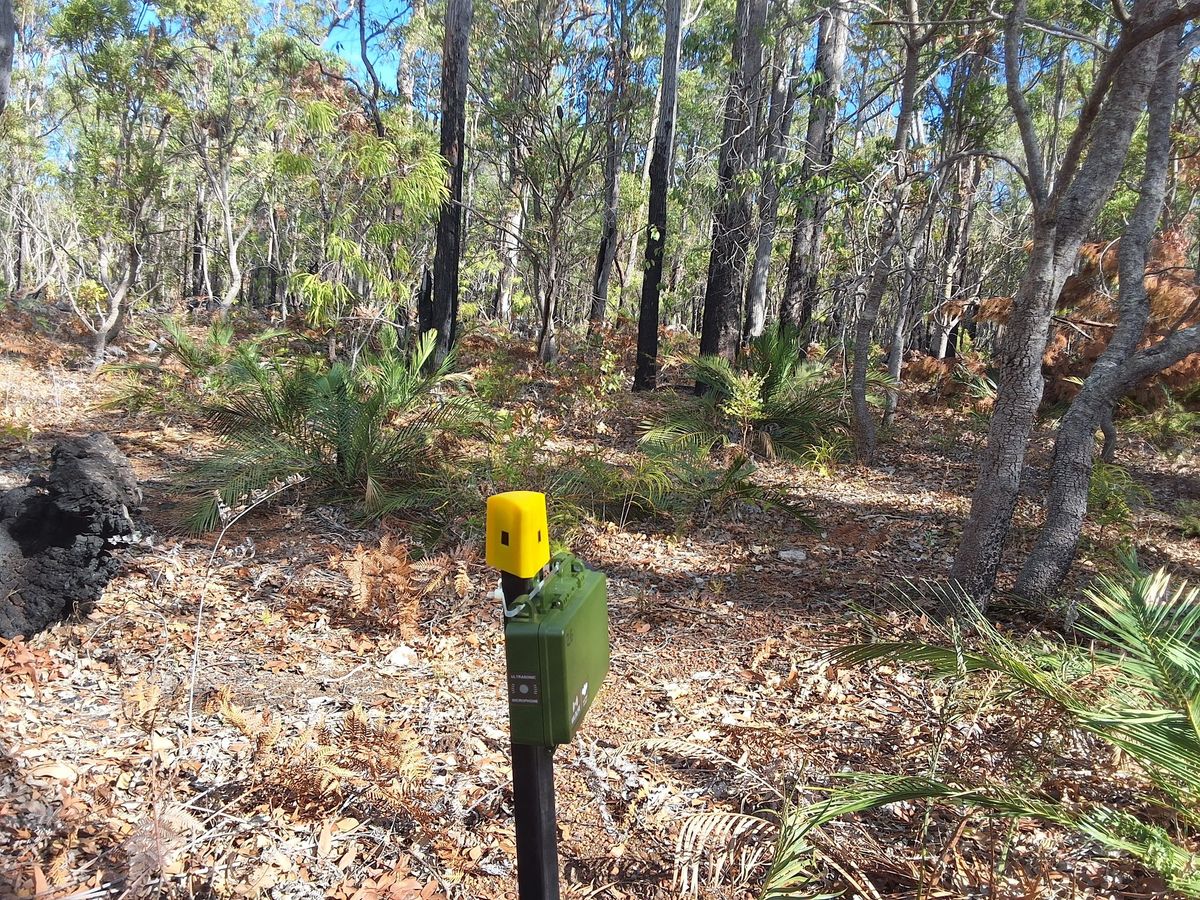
[1015,27,1192,598]
[625,78,661,305]
[398,0,424,126]
[429,0,473,366]
[536,244,558,363]
[190,196,206,302]
[849,0,921,462]
[14,219,23,294]
[633,0,682,391]
[780,0,849,335]
[0,0,13,117]
[219,216,243,314]
[92,242,140,368]
[698,0,767,367]
[589,0,627,333]
[744,44,799,341]
[882,223,928,427]
[951,0,1173,605]
[493,159,523,323]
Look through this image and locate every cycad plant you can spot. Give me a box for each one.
[183,330,484,531]
[810,558,1200,894]
[642,326,859,463]
[659,559,1200,896]
[103,317,289,415]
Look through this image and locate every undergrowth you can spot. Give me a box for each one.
[642,326,862,464]
[652,558,1200,897]
[181,330,485,531]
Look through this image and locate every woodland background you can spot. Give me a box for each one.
[1,0,1200,896]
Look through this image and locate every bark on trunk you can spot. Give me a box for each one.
[780,0,849,334]
[190,196,206,302]
[951,0,1172,605]
[698,0,767,367]
[1015,28,1192,598]
[744,45,799,341]
[633,0,683,391]
[92,242,140,369]
[536,246,558,363]
[398,0,424,126]
[493,162,523,323]
[0,0,13,117]
[849,0,921,462]
[883,220,930,427]
[590,0,627,332]
[429,0,473,367]
[625,79,661,305]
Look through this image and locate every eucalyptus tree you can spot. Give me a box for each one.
[0,3,55,298]
[427,0,472,366]
[633,0,682,390]
[0,0,13,115]
[588,0,632,332]
[50,0,182,364]
[1016,24,1200,598]
[744,34,800,341]
[924,41,993,365]
[173,0,274,315]
[951,0,1200,605]
[467,0,606,355]
[397,0,426,126]
[780,0,849,336]
[698,0,768,365]
[848,0,934,463]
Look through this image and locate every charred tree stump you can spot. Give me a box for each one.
[0,434,141,639]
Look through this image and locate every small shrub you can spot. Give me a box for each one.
[1124,387,1200,451]
[797,434,848,477]
[102,318,289,416]
[481,424,813,537]
[1088,461,1150,531]
[182,330,485,531]
[1175,500,1200,539]
[643,326,856,463]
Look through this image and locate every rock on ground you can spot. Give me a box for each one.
[0,434,141,639]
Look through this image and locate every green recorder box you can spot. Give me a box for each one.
[504,553,610,746]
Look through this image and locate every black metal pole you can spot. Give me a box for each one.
[502,571,560,900]
[511,742,559,899]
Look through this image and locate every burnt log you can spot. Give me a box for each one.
[0,434,141,639]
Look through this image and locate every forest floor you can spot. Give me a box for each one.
[0,312,1198,899]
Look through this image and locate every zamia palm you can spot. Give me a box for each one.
[642,327,866,463]
[183,330,483,531]
[810,558,1200,895]
[664,560,1200,897]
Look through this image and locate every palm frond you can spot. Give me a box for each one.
[179,333,485,531]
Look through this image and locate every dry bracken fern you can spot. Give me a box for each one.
[214,696,433,826]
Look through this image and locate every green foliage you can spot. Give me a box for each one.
[102,318,288,415]
[587,347,626,404]
[1125,388,1200,452]
[797,434,848,478]
[643,326,856,463]
[665,450,815,527]
[950,362,996,403]
[1175,500,1200,539]
[819,559,1200,894]
[182,330,485,531]
[1088,462,1151,531]
[484,424,814,539]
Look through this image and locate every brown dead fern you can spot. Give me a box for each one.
[213,695,433,827]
